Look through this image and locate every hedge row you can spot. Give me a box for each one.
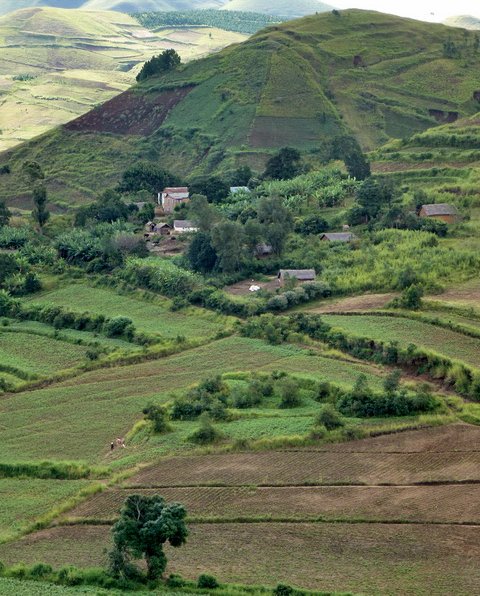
[240,313,480,401]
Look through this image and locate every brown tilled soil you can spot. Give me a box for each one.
[2,523,479,595]
[64,85,194,135]
[126,452,480,488]
[65,484,480,524]
[125,425,480,488]
[306,293,396,313]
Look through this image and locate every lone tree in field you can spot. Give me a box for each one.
[32,184,50,231]
[21,161,50,232]
[109,494,188,581]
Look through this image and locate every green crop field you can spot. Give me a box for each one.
[0,336,393,465]
[0,478,89,541]
[323,314,480,369]
[0,331,89,377]
[26,284,233,341]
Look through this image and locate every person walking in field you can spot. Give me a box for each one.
[111,442,115,451]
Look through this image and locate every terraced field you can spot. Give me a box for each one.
[26,284,232,340]
[1,523,479,595]
[323,314,480,368]
[65,484,480,524]
[0,336,387,464]
[1,425,479,596]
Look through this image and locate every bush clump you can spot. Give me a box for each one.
[197,573,220,589]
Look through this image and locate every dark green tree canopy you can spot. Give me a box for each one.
[110,494,188,581]
[187,232,218,273]
[118,163,179,195]
[0,200,11,228]
[263,147,303,180]
[136,49,181,82]
[189,176,229,204]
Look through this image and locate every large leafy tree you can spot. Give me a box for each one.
[263,147,303,180]
[32,184,50,231]
[188,232,217,273]
[189,176,229,204]
[257,196,293,255]
[188,194,218,232]
[118,163,179,195]
[211,221,244,272]
[109,494,188,581]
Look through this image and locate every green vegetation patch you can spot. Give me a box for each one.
[323,314,480,369]
[0,331,89,377]
[0,478,89,540]
[26,284,231,340]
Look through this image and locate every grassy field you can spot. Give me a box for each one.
[0,7,246,153]
[322,314,480,368]
[0,478,89,541]
[26,284,233,341]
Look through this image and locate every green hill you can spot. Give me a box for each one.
[222,0,334,18]
[2,8,480,207]
[0,7,246,151]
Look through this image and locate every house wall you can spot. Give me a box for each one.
[420,210,456,224]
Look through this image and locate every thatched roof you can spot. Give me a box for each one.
[421,203,458,216]
[320,232,356,242]
[278,269,316,280]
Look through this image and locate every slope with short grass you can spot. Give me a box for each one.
[0,7,246,152]
[25,283,233,340]
[3,9,480,204]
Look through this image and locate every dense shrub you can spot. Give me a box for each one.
[143,404,171,433]
[172,376,230,421]
[103,316,134,339]
[316,404,344,430]
[188,414,224,445]
[197,574,219,589]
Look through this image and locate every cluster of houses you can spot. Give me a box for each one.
[144,185,459,262]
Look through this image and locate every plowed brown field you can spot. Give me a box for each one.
[1,523,479,595]
[66,484,480,524]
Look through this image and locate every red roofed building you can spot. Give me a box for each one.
[158,187,190,213]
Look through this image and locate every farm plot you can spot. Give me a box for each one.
[304,293,396,313]
[2,319,137,351]
[65,484,480,524]
[26,285,232,340]
[1,523,478,595]
[0,332,89,377]
[126,450,480,487]
[0,337,388,464]
[322,314,480,368]
[0,478,89,540]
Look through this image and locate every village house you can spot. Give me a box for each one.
[144,222,172,238]
[419,203,459,223]
[158,187,190,213]
[278,269,316,286]
[173,220,199,233]
[320,232,357,243]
